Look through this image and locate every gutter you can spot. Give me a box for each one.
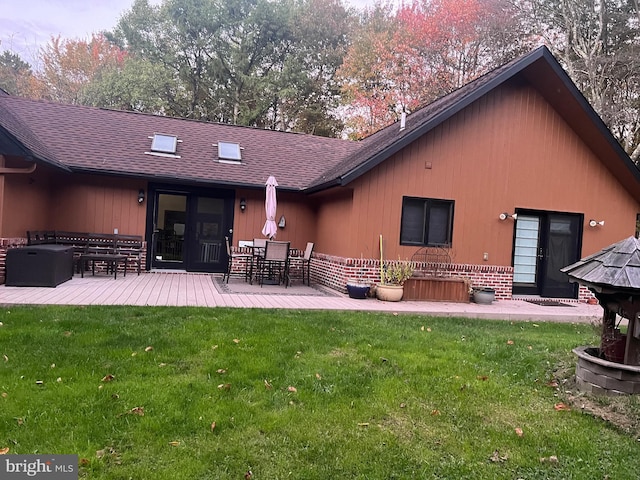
[0,163,36,174]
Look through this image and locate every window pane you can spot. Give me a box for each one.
[427,202,451,245]
[400,198,426,244]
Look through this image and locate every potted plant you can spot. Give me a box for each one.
[346,255,371,299]
[472,287,495,304]
[376,260,414,302]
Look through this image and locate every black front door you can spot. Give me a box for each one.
[512,211,582,298]
[149,187,234,272]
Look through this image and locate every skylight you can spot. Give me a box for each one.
[151,134,178,154]
[217,142,242,161]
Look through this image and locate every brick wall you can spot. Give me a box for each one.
[310,253,515,299]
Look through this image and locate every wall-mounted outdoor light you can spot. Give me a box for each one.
[278,215,286,228]
[239,198,246,212]
[589,219,605,227]
[499,212,518,221]
[138,189,145,204]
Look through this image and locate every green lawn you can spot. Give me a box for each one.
[0,306,638,479]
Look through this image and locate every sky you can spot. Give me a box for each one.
[0,0,381,68]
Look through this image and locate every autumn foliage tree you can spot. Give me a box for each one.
[339,0,530,139]
[33,34,127,104]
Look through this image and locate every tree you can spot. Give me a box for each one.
[108,0,352,135]
[338,0,531,139]
[0,50,35,96]
[34,34,127,104]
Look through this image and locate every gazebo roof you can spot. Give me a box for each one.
[561,236,640,291]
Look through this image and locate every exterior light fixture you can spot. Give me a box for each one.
[138,189,145,204]
[589,219,605,227]
[239,198,246,212]
[278,215,286,229]
[499,212,518,221]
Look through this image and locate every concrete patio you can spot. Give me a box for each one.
[0,271,603,323]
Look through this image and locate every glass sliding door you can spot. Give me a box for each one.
[152,193,187,269]
[148,186,235,273]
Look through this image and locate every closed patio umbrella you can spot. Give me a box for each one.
[261,175,278,239]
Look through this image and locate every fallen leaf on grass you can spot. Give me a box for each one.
[477,375,488,381]
[264,380,272,389]
[101,374,115,383]
[315,373,322,380]
[56,377,62,383]
[2,354,7,362]
[507,340,514,345]
[515,427,524,437]
[210,422,216,432]
[16,418,23,426]
[145,346,153,352]
[489,450,508,463]
[79,458,90,466]
[540,455,559,464]
[35,380,44,386]
[357,422,369,427]
[546,380,559,388]
[1,392,7,398]
[216,369,227,374]
[126,407,144,416]
[0,447,9,455]
[168,441,180,447]
[554,403,571,411]
[63,331,72,337]
[233,339,240,344]
[218,383,231,390]
[287,386,297,393]
[430,409,441,416]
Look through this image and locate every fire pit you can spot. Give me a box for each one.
[562,236,640,395]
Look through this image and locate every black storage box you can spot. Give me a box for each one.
[6,245,74,287]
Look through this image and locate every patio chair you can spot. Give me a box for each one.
[301,242,314,285]
[223,236,252,283]
[289,242,314,285]
[248,238,267,284]
[257,240,290,287]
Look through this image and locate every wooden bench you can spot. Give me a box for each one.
[27,230,144,276]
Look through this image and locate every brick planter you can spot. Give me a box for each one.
[573,346,640,395]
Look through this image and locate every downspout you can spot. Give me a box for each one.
[0,163,37,174]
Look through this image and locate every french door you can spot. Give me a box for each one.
[512,210,582,298]
[149,187,234,272]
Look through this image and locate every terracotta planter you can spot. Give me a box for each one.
[376,284,404,302]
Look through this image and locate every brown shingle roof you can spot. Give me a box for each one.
[1,46,638,196]
[0,96,360,191]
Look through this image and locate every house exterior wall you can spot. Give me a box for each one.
[329,80,638,268]
[231,189,317,252]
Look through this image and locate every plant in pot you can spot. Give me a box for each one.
[376,260,414,302]
[472,287,495,304]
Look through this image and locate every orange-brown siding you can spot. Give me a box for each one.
[1,166,146,237]
[315,80,639,265]
[231,189,317,252]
